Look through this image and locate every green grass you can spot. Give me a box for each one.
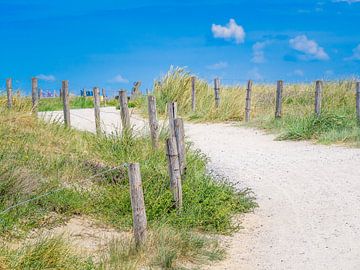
[0,97,255,269]
[143,67,360,146]
[38,96,118,111]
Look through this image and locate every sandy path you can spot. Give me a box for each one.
[40,108,360,270]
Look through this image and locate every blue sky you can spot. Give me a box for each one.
[1,0,359,95]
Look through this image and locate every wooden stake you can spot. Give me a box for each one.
[167,102,177,137]
[191,76,196,112]
[128,163,147,247]
[275,80,283,118]
[31,77,38,112]
[62,80,71,127]
[147,95,159,148]
[315,80,322,116]
[245,80,253,122]
[214,78,220,108]
[356,82,360,125]
[6,78,12,109]
[166,137,183,210]
[119,90,130,130]
[174,118,186,177]
[93,87,101,135]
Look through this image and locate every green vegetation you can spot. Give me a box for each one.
[144,67,360,146]
[0,97,255,269]
[38,96,118,111]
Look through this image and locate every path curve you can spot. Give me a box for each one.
[40,108,360,270]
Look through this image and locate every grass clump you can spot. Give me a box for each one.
[0,97,255,268]
[145,67,360,146]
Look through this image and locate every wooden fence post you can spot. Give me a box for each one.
[174,118,186,177]
[59,89,63,100]
[214,77,220,108]
[275,80,283,118]
[356,82,360,125]
[128,163,147,247]
[166,137,183,210]
[62,80,71,127]
[315,80,322,116]
[82,88,86,97]
[93,87,101,135]
[6,78,12,109]
[245,80,253,122]
[191,76,196,112]
[147,95,159,148]
[167,102,177,137]
[31,77,38,112]
[119,90,130,130]
[102,88,106,106]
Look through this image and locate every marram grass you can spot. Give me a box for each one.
[143,67,360,146]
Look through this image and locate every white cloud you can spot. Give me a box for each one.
[247,67,263,81]
[109,74,129,83]
[347,44,360,60]
[206,61,228,70]
[211,19,245,44]
[289,35,329,60]
[36,74,56,81]
[251,41,272,63]
[293,69,304,77]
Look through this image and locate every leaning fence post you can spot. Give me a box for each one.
[174,118,186,177]
[167,102,177,137]
[93,87,101,135]
[245,80,253,122]
[147,95,159,148]
[62,80,71,127]
[31,77,38,112]
[214,77,220,108]
[119,90,130,131]
[275,80,283,118]
[356,82,360,125]
[191,76,196,112]
[315,80,322,116]
[6,78,12,109]
[166,137,183,210]
[128,163,147,247]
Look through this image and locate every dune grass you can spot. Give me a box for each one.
[0,97,255,269]
[145,67,360,146]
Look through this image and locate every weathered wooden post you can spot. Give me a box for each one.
[93,87,101,135]
[167,102,177,137]
[59,89,63,100]
[356,82,360,125]
[191,76,196,112]
[31,77,38,112]
[275,80,283,118]
[315,80,322,117]
[82,88,86,97]
[62,80,71,127]
[147,95,159,148]
[214,77,220,108]
[16,90,21,98]
[6,78,12,109]
[119,90,130,130]
[166,137,183,210]
[128,163,147,247]
[245,80,253,122]
[174,118,186,177]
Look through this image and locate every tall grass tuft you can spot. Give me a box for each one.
[143,67,360,146]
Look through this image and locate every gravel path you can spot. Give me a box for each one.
[40,108,360,270]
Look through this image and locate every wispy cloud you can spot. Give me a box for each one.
[333,0,360,3]
[109,74,129,83]
[211,19,245,44]
[206,61,228,70]
[247,67,263,81]
[293,69,304,77]
[251,40,272,63]
[36,74,56,81]
[345,44,360,60]
[289,35,329,61]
